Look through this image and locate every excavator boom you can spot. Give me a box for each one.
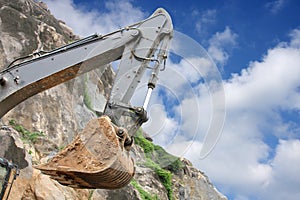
[0,8,173,190]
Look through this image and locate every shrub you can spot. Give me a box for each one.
[153,145,183,173]
[134,129,154,154]
[134,129,183,173]
[134,129,186,199]
[144,158,173,200]
[156,168,172,199]
[9,119,44,143]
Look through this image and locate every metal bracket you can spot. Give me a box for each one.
[0,157,19,200]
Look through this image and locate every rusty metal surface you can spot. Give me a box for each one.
[35,116,135,189]
[0,63,81,118]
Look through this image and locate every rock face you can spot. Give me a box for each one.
[0,0,227,199]
[0,0,79,152]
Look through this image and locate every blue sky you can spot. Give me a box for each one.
[43,0,300,199]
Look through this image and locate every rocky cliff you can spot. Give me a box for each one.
[0,0,227,199]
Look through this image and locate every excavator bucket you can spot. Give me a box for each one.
[35,116,135,189]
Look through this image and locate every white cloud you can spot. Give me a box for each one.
[194,9,217,33]
[143,104,179,146]
[272,139,300,184]
[146,28,300,199]
[208,26,238,66]
[43,0,145,36]
[227,48,300,112]
[263,139,300,199]
[210,27,237,46]
[181,29,300,199]
[140,57,212,146]
[201,9,217,24]
[290,29,300,48]
[265,0,286,14]
[131,29,227,161]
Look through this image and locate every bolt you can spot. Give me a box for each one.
[117,129,125,138]
[137,107,142,112]
[131,30,139,36]
[124,136,134,151]
[14,76,20,85]
[0,77,8,86]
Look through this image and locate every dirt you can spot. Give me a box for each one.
[37,116,125,171]
[34,116,135,189]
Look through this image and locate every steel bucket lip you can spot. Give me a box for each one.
[36,163,135,189]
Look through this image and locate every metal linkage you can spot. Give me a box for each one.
[0,157,19,200]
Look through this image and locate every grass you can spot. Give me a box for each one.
[134,129,183,173]
[144,158,173,200]
[131,179,158,200]
[9,119,44,143]
[134,129,184,200]
[152,145,183,173]
[88,189,94,200]
[134,129,155,154]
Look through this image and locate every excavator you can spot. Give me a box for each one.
[0,7,173,197]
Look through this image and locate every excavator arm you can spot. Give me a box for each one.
[104,8,173,135]
[0,8,173,190]
[0,8,173,133]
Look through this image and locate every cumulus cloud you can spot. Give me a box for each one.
[144,27,300,199]
[184,29,300,199]
[265,0,286,14]
[227,46,300,112]
[137,30,226,159]
[43,0,145,36]
[139,57,211,147]
[265,139,300,199]
[208,26,238,67]
[143,104,179,146]
[290,29,300,48]
[193,9,217,33]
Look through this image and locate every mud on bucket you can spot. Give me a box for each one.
[35,116,135,189]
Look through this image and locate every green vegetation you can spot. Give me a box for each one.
[152,145,183,173]
[134,130,155,154]
[83,88,93,111]
[58,145,65,151]
[83,74,93,111]
[9,119,44,143]
[134,129,184,200]
[131,179,158,200]
[88,189,94,200]
[83,74,102,117]
[144,158,173,199]
[134,129,183,173]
